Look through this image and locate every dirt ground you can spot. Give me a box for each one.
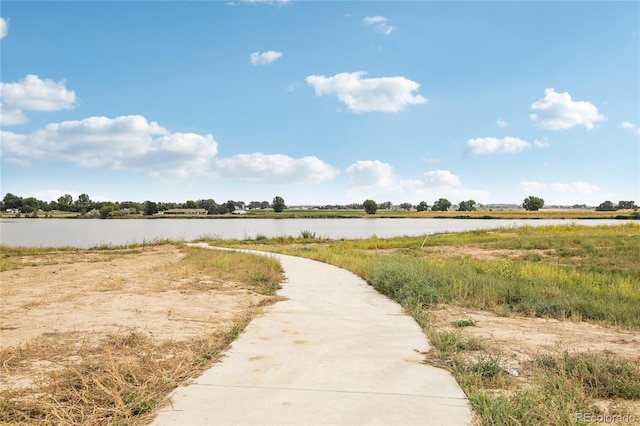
[1,244,639,422]
[0,245,275,392]
[0,246,274,347]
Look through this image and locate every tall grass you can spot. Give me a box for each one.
[248,224,640,424]
[266,224,640,328]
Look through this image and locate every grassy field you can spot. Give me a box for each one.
[2,224,639,425]
[212,223,640,425]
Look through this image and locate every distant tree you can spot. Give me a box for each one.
[272,196,286,213]
[458,200,477,212]
[185,200,199,209]
[120,201,142,213]
[595,200,616,212]
[225,200,237,213]
[617,200,637,210]
[260,201,270,209]
[399,202,413,211]
[522,196,544,211]
[99,205,115,219]
[75,193,91,208]
[363,199,378,215]
[21,197,40,214]
[416,201,429,212]
[207,203,221,214]
[143,201,158,216]
[197,199,215,210]
[58,194,73,211]
[432,198,452,212]
[2,193,22,210]
[379,201,392,210]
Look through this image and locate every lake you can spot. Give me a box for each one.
[0,218,633,248]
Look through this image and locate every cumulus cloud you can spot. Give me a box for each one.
[0,74,76,125]
[1,115,218,182]
[423,170,461,187]
[345,160,487,203]
[466,137,531,155]
[213,153,338,184]
[0,17,8,39]
[2,115,340,186]
[306,72,426,113]
[250,50,283,66]
[497,118,508,128]
[530,88,605,130]
[519,180,599,195]
[363,16,394,35]
[619,121,640,135]
[1,74,76,111]
[0,104,28,126]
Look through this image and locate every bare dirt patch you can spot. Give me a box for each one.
[427,304,640,421]
[1,246,271,348]
[0,244,281,424]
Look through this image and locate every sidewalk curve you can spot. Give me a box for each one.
[152,244,472,426]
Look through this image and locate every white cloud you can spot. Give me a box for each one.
[0,74,76,125]
[2,115,340,186]
[363,16,394,35]
[423,170,460,187]
[213,153,339,184]
[530,88,605,130]
[250,50,283,66]
[0,17,8,39]
[466,137,531,155]
[0,104,28,126]
[534,137,551,148]
[1,115,218,182]
[345,160,488,203]
[0,74,76,111]
[519,180,599,195]
[619,121,640,135]
[497,118,508,128]
[306,71,427,113]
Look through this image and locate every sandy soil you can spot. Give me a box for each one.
[0,246,273,347]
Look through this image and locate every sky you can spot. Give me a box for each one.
[0,1,639,207]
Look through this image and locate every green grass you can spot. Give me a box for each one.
[216,223,640,426]
[235,223,640,328]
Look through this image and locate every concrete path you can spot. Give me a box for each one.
[152,245,471,425]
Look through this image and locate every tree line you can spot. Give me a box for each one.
[2,192,637,217]
[0,193,288,218]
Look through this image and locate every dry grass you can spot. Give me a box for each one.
[0,244,284,425]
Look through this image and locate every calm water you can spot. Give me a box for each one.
[0,218,632,248]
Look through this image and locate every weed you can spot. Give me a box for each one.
[428,330,482,354]
[452,319,477,328]
[300,229,316,240]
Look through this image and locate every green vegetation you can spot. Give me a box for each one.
[3,191,639,219]
[215,223,640,425]
[233,224,640,328]
[522,195,545,211]
[363,199,378,215]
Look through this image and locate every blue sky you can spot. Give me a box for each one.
[1,1,638,207]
